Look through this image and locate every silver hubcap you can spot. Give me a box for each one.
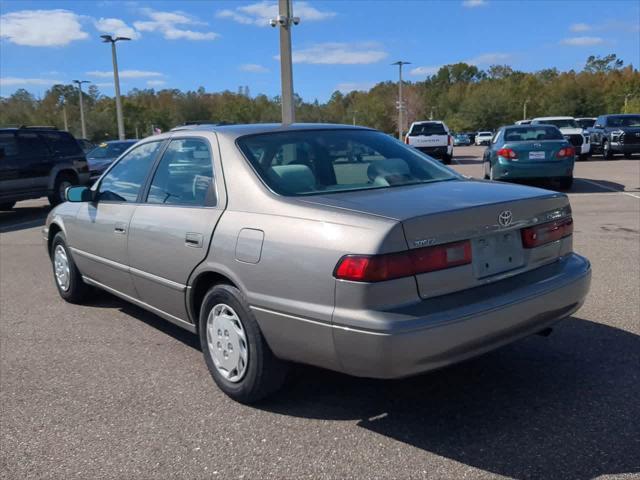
[206,304,248,383]
[54,245,70,291]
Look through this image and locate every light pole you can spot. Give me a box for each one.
[101,34,131,140]
[392,61,411,140]
[73,80,90,139]
[270,0,299,125]
[523,98,530,120]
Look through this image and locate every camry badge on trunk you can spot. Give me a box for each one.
[498,210,513,227]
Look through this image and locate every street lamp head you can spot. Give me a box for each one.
[100,34,113,42]
[115,36,131,42]
[391,61,412,66]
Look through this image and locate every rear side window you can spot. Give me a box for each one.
[41,132,82,156]
[97,142,162,202]
[0,132,18,157]
[409,123,446,136]
[17,132,50,157]
[147,138,215,206]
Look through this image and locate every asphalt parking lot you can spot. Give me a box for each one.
[1,147,639,479]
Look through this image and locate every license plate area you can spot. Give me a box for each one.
[472,231,525,278]
[529,151,545,160]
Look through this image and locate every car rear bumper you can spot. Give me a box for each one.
[331,253,591,378]
[494,158,574,179]
[414,146,450,158]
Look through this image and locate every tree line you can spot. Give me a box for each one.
[1,54,638,141]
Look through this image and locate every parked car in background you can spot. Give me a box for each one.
[0,126,89,210]
[575,117,597,130]
[475,131,493,146]
[43,123,590,403]
[405,120,453,164]
[86,140,138,180]
[588,114,640,159]
[77,138,95,154]
[453,133,471,146]
[482,124,575,189]
[515,120,532,125]
[530,117,589,160]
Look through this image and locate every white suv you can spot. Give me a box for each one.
[530,116,590,160]
[405,121,453,164]
[475,131,493,146]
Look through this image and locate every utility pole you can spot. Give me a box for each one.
[624,93,632,113]
[392,61,411,140]
[352,110,358,126]
[101,35,131,140]
[271,0,299,125]
[523,98,530,120]
[73,80,90,138]
[62,102,68,131]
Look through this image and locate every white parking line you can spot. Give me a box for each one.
[577,178,640,199]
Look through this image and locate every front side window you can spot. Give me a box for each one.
[41,132,82,156]
[147,138,215,206]
[237,129,458,196]
[97,142,161,202]
[0,132,18,157]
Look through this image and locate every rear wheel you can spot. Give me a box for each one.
[199,284,289,404]
[578,154,589,161]
[602,140,612,160]
[51,232,89,303]
[624,153,633,159]
[558,176,574,190]
[48,172,77,206]
[442,154,452,165]
[0,202,15,211]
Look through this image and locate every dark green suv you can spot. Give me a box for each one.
[0,127,89,210]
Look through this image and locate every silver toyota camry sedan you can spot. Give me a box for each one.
[43,124,591,403]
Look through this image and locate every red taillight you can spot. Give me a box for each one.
[448,135,453,146]
[334,240,472,282]
[557,146,575,158]
[497,148,518,160]
[521,217,573,248]
[405,136,410,144]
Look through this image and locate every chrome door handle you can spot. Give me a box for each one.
[114,222,127,234]
[185,232,203,248]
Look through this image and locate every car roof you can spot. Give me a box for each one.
[166,123,374,140]
[532,116,574,120]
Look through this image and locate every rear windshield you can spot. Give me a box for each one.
[606,115,640,127]
[236,129,458,196]
[504,126,564,141]
[478,132,492,136]
[537,119,578,129]
[409,123,446,136]
[88,142,135,159]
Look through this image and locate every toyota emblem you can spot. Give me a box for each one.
[498,210,513,227]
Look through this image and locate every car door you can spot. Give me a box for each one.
[14,131,53,195]
[127,134,226,322]
[0,132,21,198]
[67,141,164,297]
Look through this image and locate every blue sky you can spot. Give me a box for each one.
[1,0,639,102]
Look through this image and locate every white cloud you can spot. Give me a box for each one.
[217,1,335,26]
[410,52,510,77]
[284,42,387,65]
[94,82,115,88]
[133,8,218,40]
[240,63,269,73]
[87,70,164,79]
[0,9,88,47]
[462,0,487,7]
[570,23,591,32]
[95,17,140,40]
[0,77,64,87]
[336,82,376,93]
[146,79,166,87]
[560,36,604,46]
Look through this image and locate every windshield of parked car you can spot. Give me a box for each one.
[237,129,459,196]
[478,132,492,136]
[88,142,135,159]
[408,123,446,136]
[576,119,596,129]
[504,126,564,141]
[538,119,578,129]
[607,115,640,127]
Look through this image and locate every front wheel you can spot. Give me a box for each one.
[48,173,77,206]
[602,140,612,160]
[199,284,289,404]
[51,232,89,303]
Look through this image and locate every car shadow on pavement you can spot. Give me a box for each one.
[452,156,482,165]
[0,205,51,233]
[260,318,640,479]
[570,178,637,194]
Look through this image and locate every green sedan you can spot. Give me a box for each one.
[482,125,575,190]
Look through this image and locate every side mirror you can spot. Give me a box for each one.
[66,186,93,202]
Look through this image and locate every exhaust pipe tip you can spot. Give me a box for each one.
[537,327,553,337]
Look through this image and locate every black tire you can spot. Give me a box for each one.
[602,140,612,160]
[48,172,77,206]
[0,202,15,211]
[624,153,633,159]
[199,284,289,404]
[51,232,89,303]
[578,154,589,161]
[558,176,574,190]
[442,154,452,165]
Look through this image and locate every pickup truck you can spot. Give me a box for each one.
[405,120,453,164]
[588,114,640,159]
[530,116,590,160]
